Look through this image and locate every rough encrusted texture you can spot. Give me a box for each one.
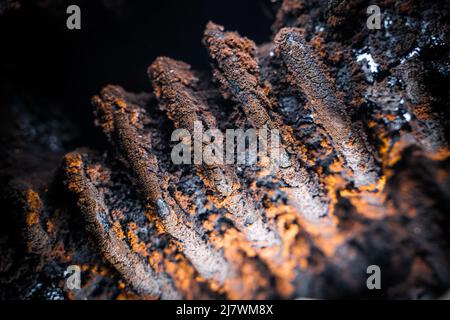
[1,0,450,299]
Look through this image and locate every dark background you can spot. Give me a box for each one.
[0,0,275,147]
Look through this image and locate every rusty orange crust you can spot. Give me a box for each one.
[62,25,449,299]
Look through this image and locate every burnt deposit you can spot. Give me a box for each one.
[1,0,450,299]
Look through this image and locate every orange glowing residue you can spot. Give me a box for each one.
[25,189,42,226]
[46,220,55,234]
[126,222,148,257]
[163,248,204,299]
[220,228,270,299]
[112,220,125,240]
